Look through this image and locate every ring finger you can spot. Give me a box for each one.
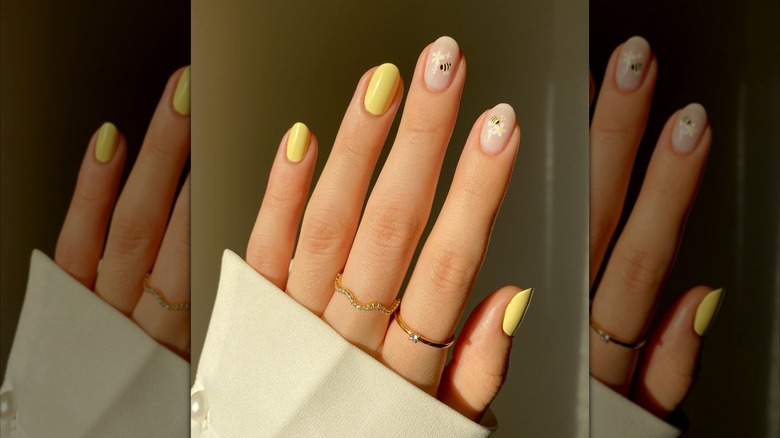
[590,104,712,393]
[383,105,520,392]
[321,37,466,351]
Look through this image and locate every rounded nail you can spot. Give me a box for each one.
[672,103,707,154]
[286,122,310,163]
[616,36,651,92]
[424,36,460,92]
[480,103,516,154]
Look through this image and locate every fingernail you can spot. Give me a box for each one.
[480,103,516,154]
[95,122,118,163]
[286,122,310,163]
[173,66,191,116]
[424,36,460,91]
[364,63,400,116]
[616,36,651,92]
[672,103,707,154]
[502,288,534,336]
[694,288,725,336]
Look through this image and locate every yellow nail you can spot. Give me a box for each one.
[95,122,118,163]
[286,122,311,163]
[502,288,534,336]
[173,66,191,116]
[364,63,400,115]
[694,288,725,336]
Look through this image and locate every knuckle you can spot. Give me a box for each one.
[336,130,374,161]
[364,204,422,253]
[426,244,479,292]
[263,178,298,209]
[617,245,669,292]
[402,111,444,139]
[108,212,156,257]
[71,182,108,210]
[300,214,350,257]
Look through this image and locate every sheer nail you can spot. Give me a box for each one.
[424,36,460,91]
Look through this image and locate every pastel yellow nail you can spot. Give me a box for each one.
[694,288,725,336]
[173,66,191,116]
[502,288,534,336]
[286,122,310,163]
[364,63,400,115]
[95,122,118,163]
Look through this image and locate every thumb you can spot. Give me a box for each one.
[632,285,725,419]
[438,285,534,422]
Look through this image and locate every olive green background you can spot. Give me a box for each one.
[191,1,589,436]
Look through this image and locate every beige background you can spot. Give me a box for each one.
[192,1,589,436]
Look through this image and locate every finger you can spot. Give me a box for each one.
[438,286,533,422]
[246,123,317,289]
[95,66,191,313]
[55,122,126,289]
[131,176,191,359]
[590,36,657,285]
[633,286,724,419]
[322,37,465,351]
[381,106,520,392]
[591,104,712,393]
[286,64,403,314]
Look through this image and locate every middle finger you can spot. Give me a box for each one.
[322,37,465,351]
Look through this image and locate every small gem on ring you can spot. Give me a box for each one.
[409,333,419,343]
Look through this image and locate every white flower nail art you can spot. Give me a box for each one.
[621,50,644,75]
[678,115,697,137]
[487,114,506,138]
[430,50,453,76]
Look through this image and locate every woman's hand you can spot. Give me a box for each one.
[589,36,723,419]
[54,67,191,360]
[245,37,532,422]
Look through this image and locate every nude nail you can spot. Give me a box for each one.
[424,36,460,91]
[672,103,707,154]
[615,36,651,92]
[480,103,516,154]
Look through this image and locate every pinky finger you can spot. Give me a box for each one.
[632,286,725,419]
[438,286,534,422]
[55,122,126,288]
[246,122,317,289]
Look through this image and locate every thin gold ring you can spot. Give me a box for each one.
[334,273,400,316]
[395,311,454,349]
[589,315,645,349]
[143,274,191,311]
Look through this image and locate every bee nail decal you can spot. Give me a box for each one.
[430,50,453,76]
[480,103,516,154]
[615,36,650,92]
[621,50,644,75]
[671,103,707,154]
[678,115,697,137]
[424,36,460,91]
[487,114,507,139]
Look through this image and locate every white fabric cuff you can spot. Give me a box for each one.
[590,378,681,438]
[191,250,495,437]
[1,250,189,438]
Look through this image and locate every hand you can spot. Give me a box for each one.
[245,37,532,422]
[55,67,191,360]
[589,36,723,419]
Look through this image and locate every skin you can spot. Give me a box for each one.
[55,67,191,360]
[589,39,715,419]
[246,41,524,422]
